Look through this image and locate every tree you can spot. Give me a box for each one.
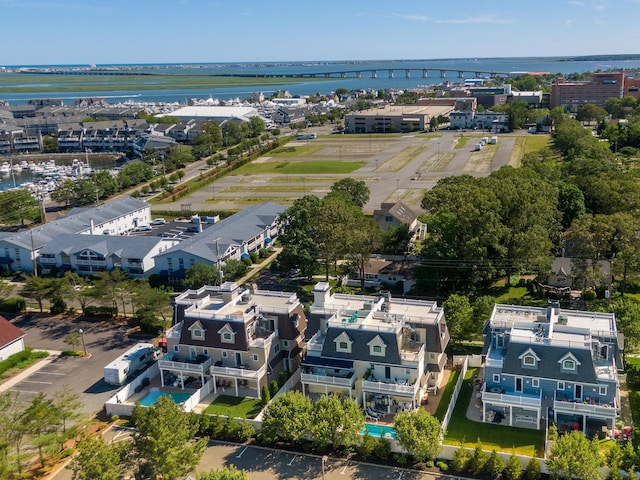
[329,178,370,208]
[485,449,505,478]
[504,453,523,480]
[21,276,52,313]
[381,224,413,256]
[70,434,126,480]
[546,430,601,480]
[468,441,488,476]
[0,189,40,225]
[261,391,312,445]
[472,296,495,334]
[443,294,474,344]
[558,182,586,229]
[221,258,248,282]
[451,446,470,473]
[184,263,220,289]
[198,465,249,480]
[249,116,266,138]
[277,195,322,278]
[346,215,381,290]
[132,396,208,480]
[308,395,364,451]
[523,457,541,480]
[576,103,607,124]
[393,409,442,462]
[22,393,58,468]
[93,269,130,317]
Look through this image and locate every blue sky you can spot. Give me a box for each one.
[2,0,639,65]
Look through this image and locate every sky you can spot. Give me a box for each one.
[2,0,640,66]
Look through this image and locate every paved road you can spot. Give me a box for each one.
[7,314,143,417]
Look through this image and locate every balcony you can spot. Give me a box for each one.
[306,331,324,353]
[362,378,417,396]
[210,362,267,380]
[481,385,542,408]
[554,394,617,418]
[301,369,356,388]
[158,353,212,374]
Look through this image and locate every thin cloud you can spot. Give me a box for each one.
[567,1,585,6]
[392,13,429,22]
[437,15,514,25]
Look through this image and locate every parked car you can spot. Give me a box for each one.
[151,218,166,225]
[134,225,151,232]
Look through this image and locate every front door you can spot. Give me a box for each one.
[515,377,523,393]
[235,352,242,367]
[575,384,582,401]
[385,366,391,379]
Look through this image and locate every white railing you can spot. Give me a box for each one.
[305,332,324,353]
[484,355,504,368]
[158,355,212,373]
[401,344,424,363]
[301,372,355,387]
[441,356,468,432]
[554,397,617,416]
[182,380,213,413]
[248,332,275,348]
[362,379,416,395]
[482,389,542,408]
[210,363,267,379]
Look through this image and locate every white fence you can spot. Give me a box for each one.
[105,362,160,417]
[453,354,482,368]
[440,356,468,432]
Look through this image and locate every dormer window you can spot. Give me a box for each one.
[367,335,387,357]
[559,352,580,373]
[188,321,206,341]
[334,332,353,353]
[518,348,540,369]
[218,323,235,344]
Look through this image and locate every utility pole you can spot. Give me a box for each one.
[30,230,38,277]
[214,237,223,283]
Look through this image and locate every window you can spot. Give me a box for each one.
[493,374,500,383]
[222,351,227,358]
[283,340,289,348]
[563,359,576,371]
[373,345,382,353]
[599,386,607,396]
[274,344,280,353]
[558,381,565,390]
[203,349,209,357]
[223,332,233,342]
[532,379,540,388]
[523,356,536,366]
[334,332,353,353]
[339,341,348,350]
[252,354,258,362]
[173,345,179,353]
[192,329,203,339]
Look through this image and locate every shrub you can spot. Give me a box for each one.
[261,385,271,406]
[451,447,470,473]
[583,289,597,301]
[242,257,253,266]
[436,460,449,472]
[358,433,376,458]
[485,449,505,478]
[250,252,259,263]
[258,248,269,258]
[393,453,407,465]
[269,380,279,397]
[374,437,391,460]
[0,297,24,313]
[111,415,120,422]
[84,305,117,317]
[524,457,541,480]
[468,442,488,476]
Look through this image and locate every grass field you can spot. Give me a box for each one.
[232,160,366,175]
[524,134,552,154]
[268,145,323,158]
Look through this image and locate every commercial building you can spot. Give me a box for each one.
[344,104,453,134]
[550,71,625,109]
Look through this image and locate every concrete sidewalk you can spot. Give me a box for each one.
[0,350,62,393]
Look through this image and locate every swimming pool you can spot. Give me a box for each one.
[138,389,192,407]
[361,423,397,439]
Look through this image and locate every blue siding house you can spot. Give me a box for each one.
[482,301,620,436]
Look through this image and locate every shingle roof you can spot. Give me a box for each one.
[39,233,165,259]
[159,202,284,263]
[321,327,402,365]
[2,196,149,250]
[0,315,25,350]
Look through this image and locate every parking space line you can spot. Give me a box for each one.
[235,447,248,459]
[341,463,348,475]
[9,389,40,394]
[35,371,66,376]
[287,455,297,466]
[20,380,52,385]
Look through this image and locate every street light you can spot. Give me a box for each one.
[78,328,87,357]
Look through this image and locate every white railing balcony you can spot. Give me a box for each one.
[248,331,275,349]
[306,331,324,353]
[301,371,356,387]
[362,379,417,396]
[158,353,212,374]
[554,396,618,417]
[38,257,56,264]
[481,387,542,408]
[76,259,106,266]
[485,355,504,369]
[210,363,267,380]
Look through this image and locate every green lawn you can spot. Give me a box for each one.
[269,145,322,158]
[0,348,49,382]
[203,395,263,419]
[524,134,551,154]
[434,369,460,421]
[443,369,545,457]
[455,136,472,149]
[232,160,365,175]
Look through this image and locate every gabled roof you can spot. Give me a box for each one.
[0,196,149,250]
[0,315,25,350]
[373,201,418,225]
[321,326,402,365]
[39,233,166,260]
[158,202,284,263]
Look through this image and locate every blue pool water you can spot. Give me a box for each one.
[138,389,192,407]
[361,423,397,439]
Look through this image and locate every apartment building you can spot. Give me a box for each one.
[482,301,621,436]
[302,283,449,412]
[161,282,307,397]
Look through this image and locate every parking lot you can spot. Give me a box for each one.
[7,314,144,417]
[128,217,218,240]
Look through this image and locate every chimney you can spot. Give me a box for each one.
[220,281,240,303]
[90,218,95,235]
[313,282,331,308]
